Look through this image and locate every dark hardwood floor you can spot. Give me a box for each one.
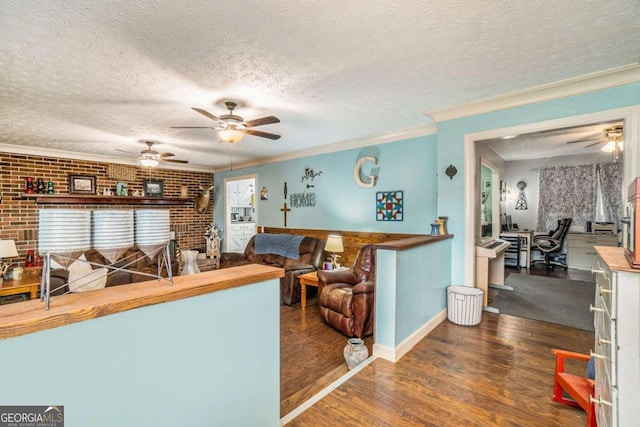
[511,262,595,281]
[280,295,373,417]
[282,264,595,424]
[287,312,594,426]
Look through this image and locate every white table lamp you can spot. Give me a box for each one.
[325,234,344,269]
[0,239,19,279]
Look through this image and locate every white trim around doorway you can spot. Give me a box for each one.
[463,105,640,287]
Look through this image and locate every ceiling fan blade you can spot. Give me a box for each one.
[585,140,606,148]
[159,152,175,158]
[566,138,602,144]
[192,107,223,124]
[244,115,280,128]
[115,148,138,155]
[245,129,281,140]
[171,126,218,129]
[161,158,188,164]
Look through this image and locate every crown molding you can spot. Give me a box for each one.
[213,123,438,173]
[0,144,215,173]
[426,63,640,123]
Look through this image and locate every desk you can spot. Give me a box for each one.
[475,240,509,307]
[567,232,618,270]
[298,271,319,308]
[0,277,40,301]
[500,230,534,268]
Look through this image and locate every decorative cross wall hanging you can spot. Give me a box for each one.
[280,181,290,226]
[280,203,291,227]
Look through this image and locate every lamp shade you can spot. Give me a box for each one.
[325,235,344,253]
[140,157,159,167]
[0,240,18,258]
[601,141,616,153]
[218,128,245,143]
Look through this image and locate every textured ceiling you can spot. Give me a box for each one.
[1,0,639,170]
[480,121,625,161]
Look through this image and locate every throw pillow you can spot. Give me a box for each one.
[67,255,108,292]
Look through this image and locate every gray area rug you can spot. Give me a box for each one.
[490,274,595,331]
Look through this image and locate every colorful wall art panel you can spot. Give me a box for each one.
[376,190,403,221]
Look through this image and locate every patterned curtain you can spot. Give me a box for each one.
[537,165,596,232]
[597,162,624,227]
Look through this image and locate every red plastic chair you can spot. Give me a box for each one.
[551,349,596,427]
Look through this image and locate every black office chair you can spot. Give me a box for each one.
[533,218,572,270]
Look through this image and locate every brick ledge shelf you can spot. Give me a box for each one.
[22,194,192,205]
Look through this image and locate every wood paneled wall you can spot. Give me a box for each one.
[263,227,424,267]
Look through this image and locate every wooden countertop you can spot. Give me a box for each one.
[595,246,640,273]
[375,234,453,251]
[0,264,283,340]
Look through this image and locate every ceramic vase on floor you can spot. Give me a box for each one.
[343,338,368,370]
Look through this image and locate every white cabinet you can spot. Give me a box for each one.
[592,247,640,427]
[228,180,254,208]
[227,223,256,252]
[567,233,618,270]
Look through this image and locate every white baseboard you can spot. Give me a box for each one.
[373,308,447,362]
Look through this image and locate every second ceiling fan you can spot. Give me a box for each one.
[116,141,188,167]
[172,101,281,143]
[566,124,624,149]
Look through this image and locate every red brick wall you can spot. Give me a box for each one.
[0,152,214,268]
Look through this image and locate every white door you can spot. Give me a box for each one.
[225,175,258,252]
[238,181,253,207]
[228,224,244,252]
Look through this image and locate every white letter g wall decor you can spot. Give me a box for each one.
[354,156,378,188]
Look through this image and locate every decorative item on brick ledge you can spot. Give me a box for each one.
[180,250,201,275]
[343,338,369,370]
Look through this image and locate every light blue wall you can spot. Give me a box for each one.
[0,281,281,427]
[376,239,452,349]
[437,82,640,285]
[215,135,438,234]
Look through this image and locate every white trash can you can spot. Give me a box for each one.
[447,286,483,326]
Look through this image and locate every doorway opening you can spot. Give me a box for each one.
[463,106,638,287]
[224,174,258,252]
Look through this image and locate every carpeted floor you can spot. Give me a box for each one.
[490,273,595,331]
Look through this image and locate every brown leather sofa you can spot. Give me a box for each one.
[49,247,178,295]
[220,234,326,305]
[317,245,375,338]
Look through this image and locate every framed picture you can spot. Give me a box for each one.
[68,175,96,194]
[116,182,128,196]
[143,179,164,198]
[376,190,403,221]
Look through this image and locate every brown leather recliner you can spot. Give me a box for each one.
[317,245,375,338]
[220,234,326,306]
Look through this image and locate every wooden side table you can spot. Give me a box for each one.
[0,277,40,300]
[298,271,319,308]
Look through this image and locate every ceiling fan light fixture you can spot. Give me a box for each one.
[601,140,616,153]
[140,152,160,167]
[218,128,245,143]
